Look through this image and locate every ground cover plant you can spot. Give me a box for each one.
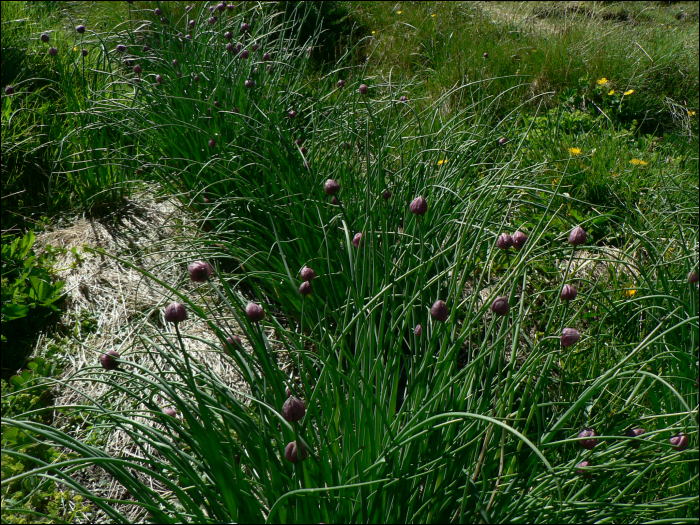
[1,1,698,523]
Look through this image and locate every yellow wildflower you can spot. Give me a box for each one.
[597,78,608,85]
[689,110,697,116]
[431,14,436,18]
[567,147,582,155]
[372,30,376,34]
[630,159,649,166]
[624,289,637,297]
[552,178,560,187]
[437,159,447,166]
[73,46,78,52]
[396,11,403,14]
[608,89,615,95]
[623,89,635,96]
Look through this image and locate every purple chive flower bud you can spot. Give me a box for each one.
[249,42,259,52]
[245,79,254,88]
[263,52,271,61]
[569,226,587,246]
[188,260,212,281]
[299,281,313,296]
[359,84,369,95]
[208,138,216,148]
[142,45,149,52]
[625,428,645,448]
[186,5,192,12]
[194,75,200,83]
[217,3,226,12]
[288,110,297,119]
[241,22,249,32]
[226,42,235,52]
[578,428,598,450]
[282,396,306,422]
[337,79,346,88]
[688,271,699,284]
[430,300,449,322]
[491,296,509,316]
[246,302,264,322]
[116,44,126,52]
[228,4,235,11]
[300,267,316,281]
[300,146,307,155]
[496,233,513,249]
[382,189,391,200]
[225,335,242,354]
[409,196,428,216]
[414,324,423,337]
[208,16,217,25]
[295,138,303,146]
[172,59,179,67]
[40,33,50,43]
[561,327,581,347]
[512,231,527,249]
[81,48,88,56]
[189,20,196,28]
[133,64,142,74]
[100,350,120,370]
[285,386,293,397]
[325,179,340,195]
[239,49,249,59]
[164,302,187,323]
[560,284,578,301]
[266,64,274,72]
[498,137,508,146]
[483,52,489,58]
[670,433,688,451]
[209,5,215,12]
[352,233,363,248]
[48,47,58,56]
[306,46,312,56]
[5,85,15,95]
[76,25,86,33]
[330,196,339,206]
[285,441,308,463]
[576,460,591,478]
[155,7,162,16]
[162,407,177,417]
[156,74,164,84]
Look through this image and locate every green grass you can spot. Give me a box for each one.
[1,1,698,523]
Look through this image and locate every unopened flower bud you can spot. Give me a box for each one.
[409,196,428,216]
[282,396,305,422]
[284,441,307,463]
[164,302,187,323]
[246,302,264,322]
[561,327,581,347]
[512,231,527,249]
[188,260,212,281]
[560,284,578,301]
[430,300,449,322]
[578,428,598,450]
[325,179,340,195]
[300,267,316,281]
[568,226,587,246]
[491,296,509,316]
[100,350,120,370]
[496,233,513,249]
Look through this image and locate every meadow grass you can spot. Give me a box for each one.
[1,1,698,523]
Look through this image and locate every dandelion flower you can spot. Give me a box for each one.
[567,147,582,155]
[437,159,447,166]
[630,159,649,166]
[608,89,615,95]
[624,288,637,297]
[596,78,608,85]
[623,89,635,96]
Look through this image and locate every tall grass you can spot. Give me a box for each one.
[2,1,698,523]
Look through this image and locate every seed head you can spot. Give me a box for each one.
[382,189,391,200]
[409,196,428,216]
[491,296,509,316]
[359,84,369,95]
[299,281,313,296]
[164,302,187,323]
[162,407,177,417]
[40,33,50,43]
[239,49,249,59]
[76,25,86,33]
[560,284,578,301]
[430,300,449,322]
[670,433,688,451]
[561,327,581,347]
[300,266,316,281]
[688,271,699,284]
[133,64,142,74]
[414,324,423,337]
[48,47,58,56]
[325,179,340,195]
[578,428,598,450]
[245,79,254,88]
[246,302,264,322]
[282,396,306,422]
[352,233,363,248]
[116,44,126,52]
[330,196,339,206]
[156,74,164,84]
[576,460,591,478]
[100,350,120,370]
[625,428,645,448]
[284,441,307,463]
[569,226,587,246]
[512,231,527,249]
[496,233,513,250]
[5,86,15,95]
[337,79,346,88]
[188,260,212,281]
[263,52,271,61]
[241,22,249,32]
[225,335,242,354]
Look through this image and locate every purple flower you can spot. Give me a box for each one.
[299,281,313,296]
[5,85,15,95]
[40,33,50,43]
[399,95,408,101]
[288,110,297,119]
[578,428,598,450]
[496,233,513,250]
[226,42,235,52]
[295,137,303,146]
[245,79,254,88]
[217,3,226,12]
[208,16,217,25]
[512,231,527,250]
[352,233,363,248]
[188,260,212,281]
[430,300,449,322]
[263,52,271,61]
[576,460,591,478]
[246,302,264,322]
[285,441,308,463]
[300,267,316,281]
[382,189,391,200]
[498,137,508,146]
[155,7,162,16]
[100,350,120,370]
[670,433,688,451]
[133,64,142,74]
[359,84,369,95]
[325,179,340,195]
[561,327,580,347]
[116,44,127,52]
[688,271,699,284]
[48,47,58,56]
[337,79,346,88]
[414,324,423,337]
[225,335,243,354]
[330,196,339,206]
[162,407,178,417]
[164,302,187,323]
[300,146,307,155]
[409,196,428,216]
[208,138,216,148]
[185,5,192,12]
[228,4,235,11]
[491,296,509,316]
[282,396,306,422]
[81,49,88,57]
[239,49,249,59]
[625,428,645,449]
[568,226,587,246]
[190,20,196,28]
[483,52,489,58]
[241,22,249,32]
[194,75,200,83]
[252,42,260,51]
[76,25,86,33]
[560,284,577,301]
